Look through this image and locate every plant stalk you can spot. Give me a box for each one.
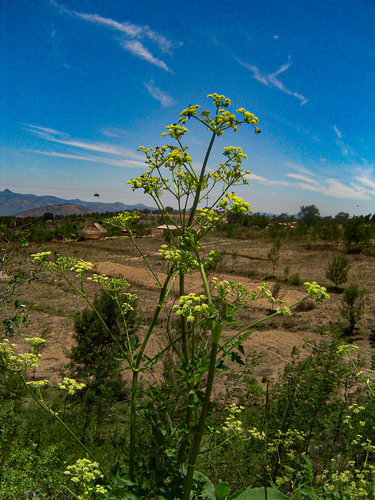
[182,322,222,500]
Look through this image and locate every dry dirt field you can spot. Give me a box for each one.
[5,233,375,388]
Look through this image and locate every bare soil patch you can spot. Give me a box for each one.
[5,234,375,385]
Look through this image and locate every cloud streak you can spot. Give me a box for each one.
[51,1,179,71]
[286,171,370,200]
[237,57,308,105]
[144,80,177,107]
[23,124,144,168]
[333,125,342,139]
[73,12,174,53]
[355,172,375,195]
[34,150,145,168]
[121,40,172,72]
[245,173,290,186]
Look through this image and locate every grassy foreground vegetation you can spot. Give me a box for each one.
[1,95,375,499]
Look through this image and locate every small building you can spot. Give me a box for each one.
[79,222,107,240]
[154,224,183,235]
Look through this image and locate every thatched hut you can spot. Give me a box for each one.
[79,222,107,240]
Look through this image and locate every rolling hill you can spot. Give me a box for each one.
[0,189,153,217]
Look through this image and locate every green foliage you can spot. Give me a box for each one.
[67,290,136,401]
[298,205,321,227]
[282,267,302,286]
[204,251,224,275]
[340,284,368,335]
[43,212,55,221]
[0,445,69,499]
[315,221,343,242]
[325,255,351,289]
[344,217,371,250]
[267,240,282,278]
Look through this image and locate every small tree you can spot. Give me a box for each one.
[340,284,367,335]
[344,218,371,249]
[267,239,282,278]
[67,290,137,394]
[298,205,321,227]
[326,255,351,289]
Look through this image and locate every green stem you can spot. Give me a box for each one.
[182,324,221,500]
[129,370,138,475]
[128,274,172,474]
[135,275,171,369]
[180,272,190,363]
[177,270,194,464]
[179,257,214,467]
[187,132,216,227]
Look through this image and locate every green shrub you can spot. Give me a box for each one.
[340,284,368,335]
[282,266,303,286]
[326,255,351,289]
[344,218,371,249]
[267,239,282,278]
[66,290,136,404]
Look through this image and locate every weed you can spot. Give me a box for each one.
[326,255,351,290]
[267,240,282,278]
[340,283,368,336]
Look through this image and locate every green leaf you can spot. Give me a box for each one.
[193,471,216,500]
[231,351,245,365]
[215,482,230,500]
[236,487,289,500]
[292,492,302,500]
[228,492,245,500]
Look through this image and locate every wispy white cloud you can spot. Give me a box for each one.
[23,124,141,159]
[301,179,368,199]
[144,80,177,108]
[333,125,342,139]
[286,173,320,185]
[286,169,370,200]
[51,1,179,71]
[121,40,172,72]
[245,173,290,186]
[23,124,144,168]
[34,150,145,168]
[73,12,174,53]
[236,60,268,85]
[236,57,308,105]
[100,126,132,138]
[336,141,349,156]
[355,172,375,194]
[332,125,354,156]
[284,162,315,176]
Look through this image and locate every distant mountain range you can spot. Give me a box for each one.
[0,189,153,217]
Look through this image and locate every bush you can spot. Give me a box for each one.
[267,239,282,278]
[282,266,303,286]
[67,290,137,396]
[326,255,351,289]
[344,218,371,249]
[340,284,368,335]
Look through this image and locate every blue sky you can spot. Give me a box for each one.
[1,0,374,216]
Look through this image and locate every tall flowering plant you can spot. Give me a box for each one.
[18,94,330,499]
